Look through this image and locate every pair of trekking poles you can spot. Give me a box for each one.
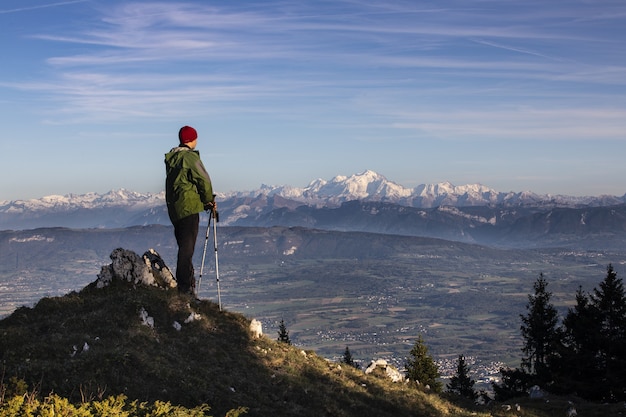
[197,204,222,311]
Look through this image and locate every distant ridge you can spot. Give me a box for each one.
[1,170,625,235]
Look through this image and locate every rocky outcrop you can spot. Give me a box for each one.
[96,247,176,289]
[364,359,406,383]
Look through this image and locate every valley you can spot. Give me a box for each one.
[1,225,625,384]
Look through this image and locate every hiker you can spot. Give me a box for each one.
[164,125,216,295]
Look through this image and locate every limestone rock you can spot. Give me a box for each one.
[96,247,177,289]
[143,248,176,288]
[250,319,263,338]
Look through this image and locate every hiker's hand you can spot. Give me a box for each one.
[204,202,216,212]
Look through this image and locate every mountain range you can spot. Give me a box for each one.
[1,170,625,249]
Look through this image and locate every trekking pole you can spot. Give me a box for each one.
[196,213,212,298]
[212,206,222,311]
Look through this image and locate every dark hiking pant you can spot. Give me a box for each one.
[173,213,199,294]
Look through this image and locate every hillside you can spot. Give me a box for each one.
[1,252,623,417]
[0,271,481,417]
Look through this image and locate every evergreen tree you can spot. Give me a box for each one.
[494,273,560,400]
[519,273,561,384]
[277,319,291,345]
[562,286,598,355]
[557,286,602,397]
[589,264,626,400]
[492,367,533,401]
[446,355,476,400]
[405,335,442,392]
[557,265,626,401]
[341,346,359,368]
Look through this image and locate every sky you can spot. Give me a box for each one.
[1,0,625,201]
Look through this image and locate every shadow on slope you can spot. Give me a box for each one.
[0,274,483,417]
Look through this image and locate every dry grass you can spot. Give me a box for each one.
[1,279,622,417]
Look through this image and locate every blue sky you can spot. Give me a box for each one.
[1,0,625,201]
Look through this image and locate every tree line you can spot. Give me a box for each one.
[495,264,626,402]
[438,264,626,403]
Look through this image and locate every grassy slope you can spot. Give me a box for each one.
[0,279,621,417]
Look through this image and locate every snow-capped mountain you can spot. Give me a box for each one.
[2,189,163,213]
[225,170,413,207]
[1,170,625,231]
[0,189,166,230]
[222,169,623,208]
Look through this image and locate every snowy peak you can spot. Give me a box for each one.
[313,170,412,200]
[235,170,413,204]
[3,169,624,212]
[1,170,625,231]
[5,189,165,213]
[411,182,508,207]
[224,170,625,209]
[415,182,495,198]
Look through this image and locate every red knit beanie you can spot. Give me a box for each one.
[179,126,198,144]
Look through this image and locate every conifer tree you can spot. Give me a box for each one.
[558,264,626,401]
[494,273,560,400]
[405,335,442,392]
[341,346,358,368]
[591,265,626,346]
[557,286,602,397]
[589,264,626,400]
[277,319,291,345]
[519,273,561,384]
[492,366,532,401]
[562,286,597,354]
[446,355,476,400]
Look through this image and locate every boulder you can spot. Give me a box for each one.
[143,248,176,288]
[250,319,263,338]
[96,248,175,289]
[364,359,405,383]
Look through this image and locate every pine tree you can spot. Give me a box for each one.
[494,273,560,400]
[558,265,626,401]
[591,265,626,347]
[277,319,291,345]
[341,346,358,368]
[492,366,532,401]
[589,264,626,400]
[405,335,442,392]
[446,355,476,400]
[562,286,598,354]
[519,273,561,384]
[556,286,602,398]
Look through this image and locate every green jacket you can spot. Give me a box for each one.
[164,146,214,223]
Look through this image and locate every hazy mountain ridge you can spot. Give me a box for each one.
[2,188,162,211]
[1,171,625,248]
[3,170,624,214]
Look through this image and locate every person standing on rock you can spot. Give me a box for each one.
[165,125,216,295]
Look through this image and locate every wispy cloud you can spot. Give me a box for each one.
[0,0,86,14]
[8,1,626,134]
[3,1,626,200]
[392,108,626,141]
